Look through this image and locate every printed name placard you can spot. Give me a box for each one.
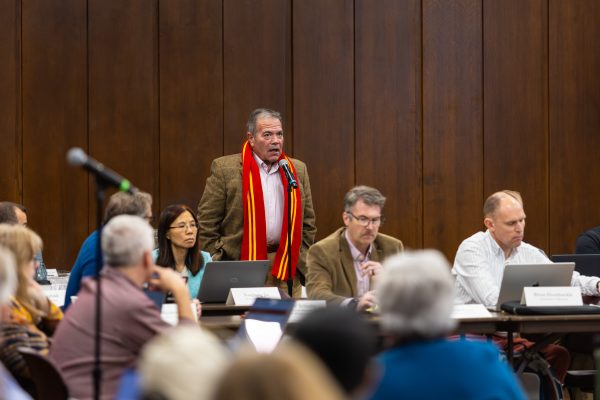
[41,289,66,307]
[45,269,59,278]
[522,286,582,306]
[226,287,281,306]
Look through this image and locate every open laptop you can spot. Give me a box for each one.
[197,260,271,303]
[551,254,600,277]
[488,262,575,311]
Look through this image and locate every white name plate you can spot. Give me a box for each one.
[226,287,281,306]
[41,289,66,307]
[522,286,582,306]
[46,269,59,278]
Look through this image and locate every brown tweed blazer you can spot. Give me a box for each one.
[197,153,316,276]
[306,227,403,304]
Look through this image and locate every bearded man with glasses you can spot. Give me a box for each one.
[306,186,403,311]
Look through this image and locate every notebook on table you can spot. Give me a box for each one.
[488,262,575,311]
[197,260,271,303]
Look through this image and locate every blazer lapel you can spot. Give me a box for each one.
[338,229,358,297]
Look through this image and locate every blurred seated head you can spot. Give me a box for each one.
[214,342,345,400]
[0,225,43,317]
[139,326,229,400]
[376,250,456,342]
[290,307,376,395]
[102,215,154,270]
[103,191,153,225]
[0,202,27,226]
[0,246,17,305]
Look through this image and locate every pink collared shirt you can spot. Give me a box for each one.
[253,153,284,244]
[345,230,372,297]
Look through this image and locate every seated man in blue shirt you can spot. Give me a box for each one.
[63,191,153,309]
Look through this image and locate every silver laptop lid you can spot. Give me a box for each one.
[197,260,271,303]
[492,262,575,311]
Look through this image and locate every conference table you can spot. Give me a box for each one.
[199,304,600,336]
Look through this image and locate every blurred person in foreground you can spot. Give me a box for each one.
[0,246,33,399]
[132,326,229,400]
[50,215,195,400]
[154,204,212,299]
[369,250,525,400]
[0,225,62,391]
[291,306,377,398]
[214,342,344,400]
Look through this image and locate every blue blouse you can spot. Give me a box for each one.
[152,249,212,299]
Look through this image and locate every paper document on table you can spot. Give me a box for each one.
[244,319,282,353]
[161,303,198,325]
[451,304,493,319]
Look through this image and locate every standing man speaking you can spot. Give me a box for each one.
[197,108,316,297]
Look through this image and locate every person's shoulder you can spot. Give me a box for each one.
[457,231,488,249]
[375,232,403,248]
[310,228,345,251]
[288,157,307,170]
[212,153,241,165]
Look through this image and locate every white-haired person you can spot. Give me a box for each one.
[0,225,61,394]
[50,215,196,400]
[132,326,229,400]
[369,250,525,400]
[0,245,32,399]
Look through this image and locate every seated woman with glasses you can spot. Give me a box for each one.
[0,225,63,393]
[154,204,212,299]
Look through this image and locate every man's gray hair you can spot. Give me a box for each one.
[376,250,456,338]
[140,326,229,400]
[343,186,386,212]
[0,246,17,304]
[103,191,152,224]
[246,108,282,136]
[102,215,154,268]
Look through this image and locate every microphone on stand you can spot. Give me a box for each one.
[278,159,298,188]
[67,147,138,194]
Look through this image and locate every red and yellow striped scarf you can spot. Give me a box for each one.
[241,141,302,280]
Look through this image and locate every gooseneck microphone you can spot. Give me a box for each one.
[67,147,138,194]
[278,159,298,188]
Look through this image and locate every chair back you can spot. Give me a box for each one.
[17,347,69,400]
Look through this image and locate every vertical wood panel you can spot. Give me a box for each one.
[223,0,291,155]
[159,0,223,211]
[483,0,548,251]
[0,0,21,202]
[355,0,422,248]
[423,0,483,260]
[549,0,600,254]
[88,0,158,218]
[22,0,87,267]
[293,0,354,239]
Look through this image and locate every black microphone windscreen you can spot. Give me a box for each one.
[66,147,88,167]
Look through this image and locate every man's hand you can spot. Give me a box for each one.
[360,261,383,277]
[149,266,194,321]
[356,290,377,311]
[148,266,187,294]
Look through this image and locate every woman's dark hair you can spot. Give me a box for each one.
[156,204,203,275]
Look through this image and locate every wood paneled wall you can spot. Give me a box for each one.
[1,0,599,268]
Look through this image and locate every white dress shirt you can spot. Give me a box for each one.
[452,230,600,307]
[253,153,284,244]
